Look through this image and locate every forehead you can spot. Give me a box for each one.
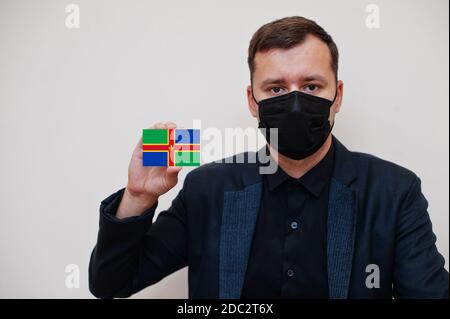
[253,35,334,82]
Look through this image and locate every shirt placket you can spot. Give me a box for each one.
[280,182,308,297]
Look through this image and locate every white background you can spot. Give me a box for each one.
[0,0,448,298]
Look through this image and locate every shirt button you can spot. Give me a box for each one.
[287,269,295,277]
[290,221,299,230]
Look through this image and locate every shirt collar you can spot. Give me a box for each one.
[266,141,335,197]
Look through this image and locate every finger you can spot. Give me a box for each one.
[165,121,177,129]
[153,122,166,129]
[135,136,143,150]
[166,166,182,175]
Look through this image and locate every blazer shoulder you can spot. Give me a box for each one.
[351,150,420,188]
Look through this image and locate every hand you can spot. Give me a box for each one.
[116,122,182,219]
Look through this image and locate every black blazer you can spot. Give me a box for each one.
[89,135,449,299]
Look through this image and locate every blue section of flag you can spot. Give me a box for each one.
[175,129,200,144]
[143,151,167,166]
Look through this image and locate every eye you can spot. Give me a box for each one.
[303,84,319,93]
[269,87,285,95]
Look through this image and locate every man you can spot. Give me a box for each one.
[89,16,449,299]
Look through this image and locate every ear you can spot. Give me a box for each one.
[333,80,344,114]
[246,85,258,118]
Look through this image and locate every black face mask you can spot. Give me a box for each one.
[253,89,337,160]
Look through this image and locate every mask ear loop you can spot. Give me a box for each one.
[250,79,259,104]
[312,84,339,132]
[328,83,339,132]
[330,84,338,105]
[251,80,271,156]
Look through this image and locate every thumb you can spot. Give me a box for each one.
[166,166,183,176]
[165,166,182,186]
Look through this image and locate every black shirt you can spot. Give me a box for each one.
[241,141,335,298]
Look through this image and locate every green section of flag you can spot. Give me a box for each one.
[175,151,200,166]
[143,129,168,144]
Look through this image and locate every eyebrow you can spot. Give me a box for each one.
[260,78,285,87]
[304,74,328,84]
[259,74,328,87]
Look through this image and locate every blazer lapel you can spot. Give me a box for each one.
[327,178,358,298]
[219,182,263,299]
[327,135,359,299]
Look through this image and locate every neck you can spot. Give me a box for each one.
[269,135,332,179]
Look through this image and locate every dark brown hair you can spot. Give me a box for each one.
[247,16,339,82]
